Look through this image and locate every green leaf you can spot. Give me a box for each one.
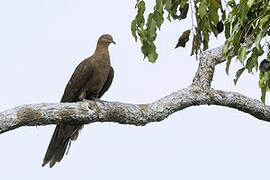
[221,9,226,21]
[259,15,270,30]
[165,0,173,12]
[198,0,208,19]
[209,0,220,25]
[136,1,146,28]
[247,0,255,8]
[226,57,232,75]
[261,84,267,104]
[259,72,270,104]
[239,0,249,22]
[131,20,137,41]
[202,30,209,50]
[233,67,245,85]
[153,11,164,29]
[255,31,264,50]
[169,0,180,19]
[141,40,151,58]
[227,0,236,7]
[204,16,212,32]
[148,50,158,62]
[153,0,164,29]
[229,22,240,44]
[224,21,231,39]
[238,46,247,65]
[154,0,164,13]
[141,39,158,62]
[223,40,231,56]
[146,16,157,41]
[245,56,257,73]
[180,0,189,7]
[137,1,145,13]
[164,0,180,20]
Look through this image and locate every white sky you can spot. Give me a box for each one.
[0,0,270,179]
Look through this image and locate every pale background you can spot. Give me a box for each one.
[0,0,270,179]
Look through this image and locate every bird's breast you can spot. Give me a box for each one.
[84,54,111,96]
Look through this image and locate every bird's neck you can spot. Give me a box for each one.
[92,45,111,66]
[95,44,109,53]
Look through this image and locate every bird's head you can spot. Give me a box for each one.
[98,34,116,47]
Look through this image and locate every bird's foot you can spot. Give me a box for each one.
[82,99,92,102]
[82,98,106,105]
[92,98,106,106]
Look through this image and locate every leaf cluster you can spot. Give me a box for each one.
[131,0,189,62]
[131,0,270,103]
[131,0,226,62]
[223,0,270,103]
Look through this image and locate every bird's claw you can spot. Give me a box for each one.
[82,99,91,102]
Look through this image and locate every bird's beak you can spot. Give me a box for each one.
[111,40,116,45]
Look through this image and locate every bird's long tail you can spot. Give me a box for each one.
[42,124,83,168]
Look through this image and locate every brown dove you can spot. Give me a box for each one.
[42,34,115,168]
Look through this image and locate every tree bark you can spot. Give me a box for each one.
[1,45,269,134]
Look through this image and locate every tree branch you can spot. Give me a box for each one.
[1,44,269,134]
[193,45,225,88]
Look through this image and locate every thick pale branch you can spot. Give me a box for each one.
[1,85,270,134]
[193,45,225,88]
[211,89,270,121]
[0,44,269,134]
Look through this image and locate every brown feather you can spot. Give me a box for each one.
[98,67,114,98]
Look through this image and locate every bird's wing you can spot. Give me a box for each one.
[61,58,93,102]
[98,66,114,98]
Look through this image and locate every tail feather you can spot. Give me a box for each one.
[42,124,83,168]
